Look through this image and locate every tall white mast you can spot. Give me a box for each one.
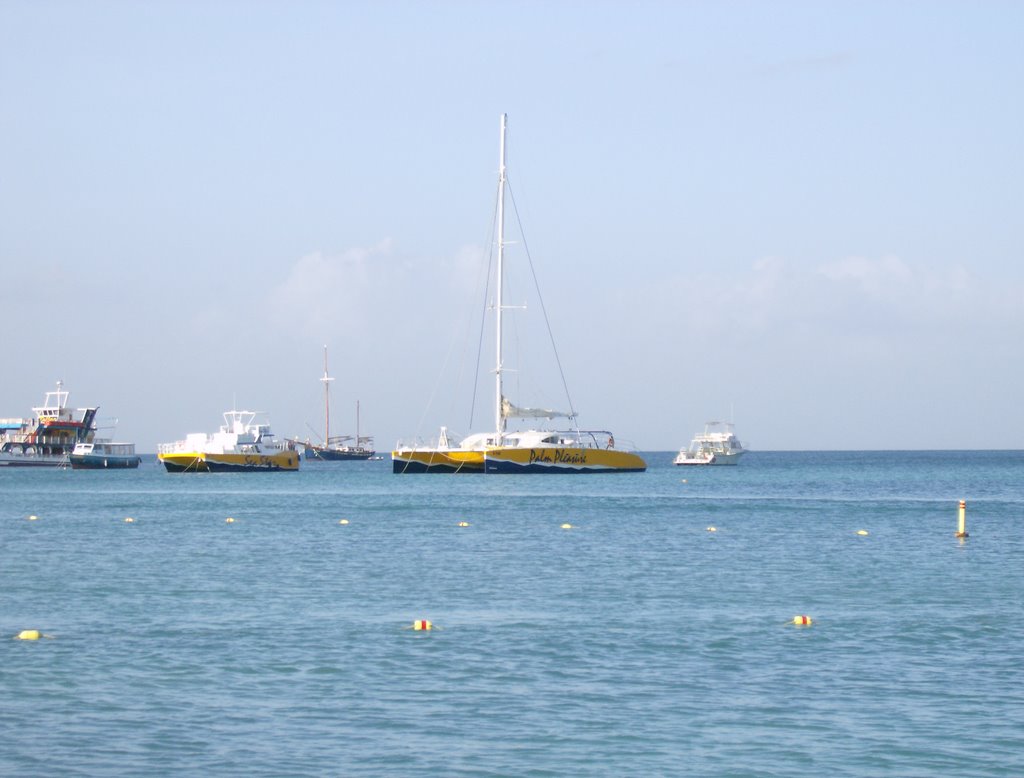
[495,113,507,438]
[320,345,334,443]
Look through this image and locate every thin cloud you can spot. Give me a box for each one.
[756,51,855,77]
[270,239,397,336]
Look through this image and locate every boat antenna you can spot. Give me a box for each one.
[321,344,334,443]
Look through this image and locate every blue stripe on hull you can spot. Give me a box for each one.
[484,460,645,474]
[161,460,207,473]
[204,462,295,472]
[392,460,478,474]
[70,456,141,469]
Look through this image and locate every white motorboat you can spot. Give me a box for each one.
[674,422,747,465]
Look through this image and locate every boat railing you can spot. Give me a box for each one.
[394,436,446,450]
[562,429,641,452]
[157,439,200,454]
[2,431,92,445]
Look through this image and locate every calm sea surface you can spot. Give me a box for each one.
[2,451,1022,776]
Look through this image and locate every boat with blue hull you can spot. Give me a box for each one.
[70,441,141,469]
[297,347,375,462]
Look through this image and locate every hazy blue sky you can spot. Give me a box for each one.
[2,1,1021,452]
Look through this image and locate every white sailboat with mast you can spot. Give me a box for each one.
[392,114,645,474]
[302,346,375,461]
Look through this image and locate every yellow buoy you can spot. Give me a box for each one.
[15,630,41,640]
[338,519,349,525]
[225,517,236,524]
[706,526,717,532]
[561,523,574,529]
[125,517,135,523]
[412,619,432,631]
[28,515,39,521]
[457,521,470,527]
[792,615,813,626]
[856,529,868,536]
[955,499,968,538]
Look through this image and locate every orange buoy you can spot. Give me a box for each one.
[412,619,432,631]
[792,615,813,626]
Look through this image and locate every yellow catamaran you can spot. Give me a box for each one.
[392,115,645,474]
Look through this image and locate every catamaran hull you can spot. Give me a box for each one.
[159,452,299,473]
[391,449,485,473]
[485,448,647,473]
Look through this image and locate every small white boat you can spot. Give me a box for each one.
[673,422,747,466]
[158,410,299,472]
[70,441,141,469]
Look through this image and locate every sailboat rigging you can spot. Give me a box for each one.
[392,114,645,474]
[300,346,375,461]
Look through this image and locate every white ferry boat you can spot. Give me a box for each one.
[673,422,747,466]
[158,410,299,472]
[0,382,99,467]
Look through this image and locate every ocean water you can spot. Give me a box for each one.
[2,451,1022,776]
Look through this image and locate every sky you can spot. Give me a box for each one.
[1,0,1022,452]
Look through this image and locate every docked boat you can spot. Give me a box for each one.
[0,382,99,467]
[673,422,747,465]
[392,114,645,475]
[158,410,299,472]
[298,346,375,461]
[70,441,141,469]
